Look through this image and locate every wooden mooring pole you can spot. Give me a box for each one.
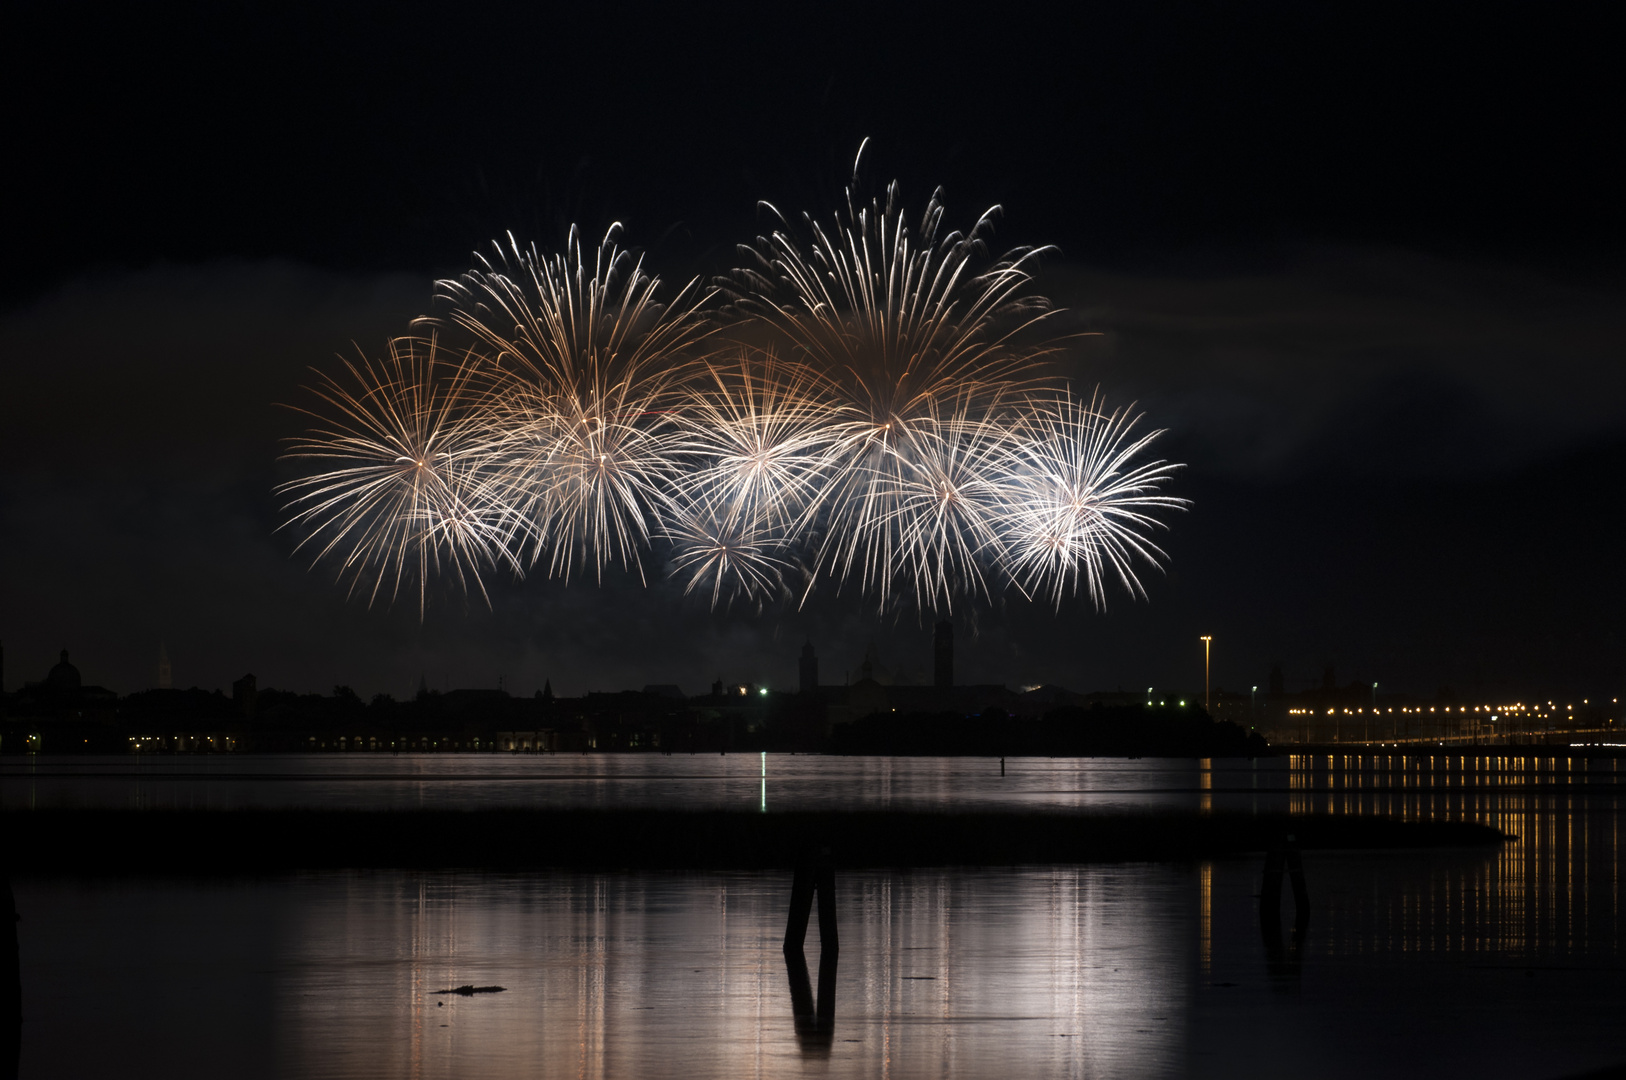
[784,940,838,1048]
[1259,832,1311,976]
[1260,833,1310,923]
[784,846,838,1051]
[784,847,838,955]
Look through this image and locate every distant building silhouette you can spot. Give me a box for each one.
[844,663,889,722]
[48,649,81,693]
[934,621,953,689]
[799,641,818,696]
[232,673,257,719]
[12,647,116,723]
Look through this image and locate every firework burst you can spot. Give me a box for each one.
[870,385,1025,612]
[279,166,1187,618]
[731,173,1056,415]
[276,335,515,616]
[654,350,847,608]
[997,389,1187,610]
[430,225,716,582]
[727,158,1059,609]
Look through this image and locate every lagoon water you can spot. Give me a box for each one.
[4,751,1623,817]
[3,752,1267,813]
[7,754,1626,1078]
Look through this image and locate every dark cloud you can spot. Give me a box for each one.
[1047,247,1626,478]
[2,263,425,695]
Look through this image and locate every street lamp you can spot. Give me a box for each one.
[1200,636,1212,712]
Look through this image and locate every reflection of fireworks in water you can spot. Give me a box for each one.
[276,336,516,616]
[280,172,1185,615]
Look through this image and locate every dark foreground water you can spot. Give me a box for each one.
[5,754,1624,1077]
[13,856,1625,1080]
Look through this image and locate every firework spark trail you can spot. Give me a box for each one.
[728,166,1061,608]
[429,225,717,583]
[476,372,686,585]
[732,182,1057,413]
[997,389,1188,610]
[663,503,802,612]
[872,386,1026,613]
[666,350,849,540]
[654,351,851,609]
[276,336,517,617]
[279,176,1187,616]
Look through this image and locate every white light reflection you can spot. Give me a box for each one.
[265,868,1191,1079]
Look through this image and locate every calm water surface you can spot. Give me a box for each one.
[5,754,1624,1077]
[3,752,1259,813]
[4,751,1623,818]
[13,857,1624,1080]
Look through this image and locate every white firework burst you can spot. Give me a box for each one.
[276,161,1189,618]
[997,390,1187,609]
[276,335,515,616]
[730,155,1060,608]
[432,224,717,582]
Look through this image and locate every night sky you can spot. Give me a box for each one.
[4,1,1622,702]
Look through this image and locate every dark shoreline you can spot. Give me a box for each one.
[3,809,1503,876]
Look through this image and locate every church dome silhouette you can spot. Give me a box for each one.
[46,649,81,691]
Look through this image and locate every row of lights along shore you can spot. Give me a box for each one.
[1196,634,1616,726]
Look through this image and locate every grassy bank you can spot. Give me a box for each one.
[3,809,1502,876]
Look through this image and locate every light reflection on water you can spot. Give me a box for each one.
[4,752,1621,818]
[2,753,1259,813]
[1283,753,1625,958]
[14,855,1626,1080]
[15,869,1190,1080]
[6,755,1625,1076]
